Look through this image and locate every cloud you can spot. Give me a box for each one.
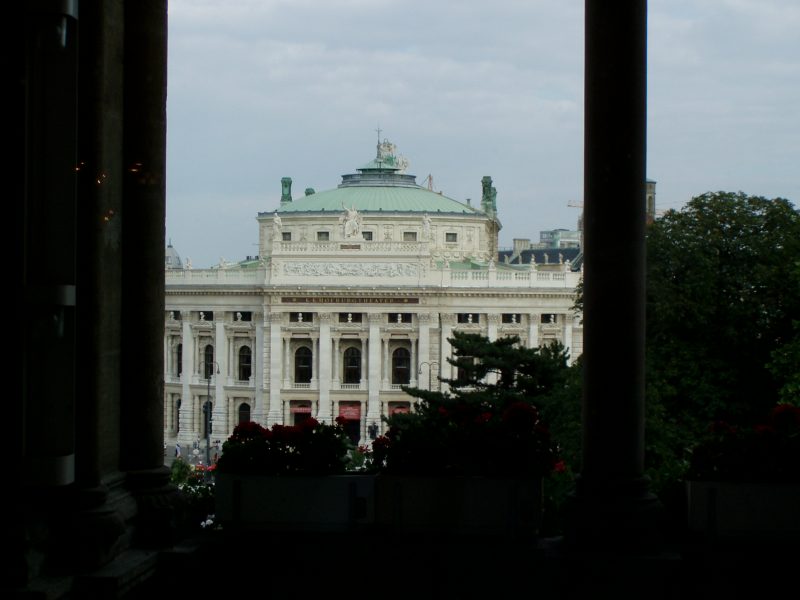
[166,0,799,267]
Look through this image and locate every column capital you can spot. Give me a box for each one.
[318,312,333,324]
[528,313,540,324]
[368,313,384,324]
[417,312,436,325]
[487,313,501,325]
[440,313,456,325]
[265,311,286,325]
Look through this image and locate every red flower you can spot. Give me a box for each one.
[553,460,567,474]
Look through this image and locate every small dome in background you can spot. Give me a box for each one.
[165,240,183,269]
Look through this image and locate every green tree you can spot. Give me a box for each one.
[378,331,572,477]
[645,191,800,484]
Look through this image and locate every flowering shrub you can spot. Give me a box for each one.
[216,417,354,475]
[688,403,800,482]
[371,397,559,477]
[170,459,216,529]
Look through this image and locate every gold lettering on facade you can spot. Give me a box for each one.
[282,297,420,305]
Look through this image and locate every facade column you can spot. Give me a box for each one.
[359,335,368,388]
[563,313,574,364]
[254,313,265,423]
[178,313,195,445]
[268,312,283,425]
[367,313,383,425]
[487,314,500,385]
[410,336,418,387]
[311,333,320,388]
[417,313,433,390]
[163,331,170,379]
[439,314,455,393]
[228,397,235,435]
[332,336,340,388]
[316,312,333,423]
[528,313,540,349]
[213,319,227,438]
[382,335,390,388]
[227,328,234,382]
[282,334,291,390]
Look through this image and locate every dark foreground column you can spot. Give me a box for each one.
[120,1,183,546]
[566,1,664,552]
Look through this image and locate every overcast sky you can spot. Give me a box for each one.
[165,0,800,268]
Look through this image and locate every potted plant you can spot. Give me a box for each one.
[685,403,800,540]
[371,332,565,537]
[214,417,376,531]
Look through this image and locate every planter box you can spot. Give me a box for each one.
[686,481,800,540]
[375,475,542,537]
[215,473,376,531]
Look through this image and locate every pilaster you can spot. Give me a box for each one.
[316,312,333,423]
[367,313,383,422]
[268,312,283,425]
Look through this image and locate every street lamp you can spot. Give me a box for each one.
[418,361,439,390]
[205,360,220,473]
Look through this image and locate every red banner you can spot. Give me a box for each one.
[338,402,361,420]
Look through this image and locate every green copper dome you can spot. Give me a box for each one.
[271,140,482,216]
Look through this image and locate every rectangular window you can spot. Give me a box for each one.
[445,232,458,243]
[502,313,521,324]
[289,312,314,323]
[362,231,373,241]
[317,231,330,241]
[457,313,479,324]
[389,313,412,324]
[541,313,558,324]
[282,231,292,241]
[403,231,417,241]
[236,311,252,322]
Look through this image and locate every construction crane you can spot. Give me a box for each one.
[422,174,434,191]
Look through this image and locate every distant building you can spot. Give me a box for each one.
[164,140,583,447]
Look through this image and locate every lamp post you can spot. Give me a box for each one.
[204,360,220,473]
[417,361,439,390]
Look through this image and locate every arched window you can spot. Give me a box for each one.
[295,347,312,384]
[204,344,214,379]
[392,347,411,385]
[176,343,182,377]
[238,402,251,424]
[343,347,361,384]
[238,346,252,381]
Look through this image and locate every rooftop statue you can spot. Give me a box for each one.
[340,203,361,238]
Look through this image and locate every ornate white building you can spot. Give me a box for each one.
[164,140,582,447]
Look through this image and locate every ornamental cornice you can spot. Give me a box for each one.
[453,323,484,331]
[286,321,316,330]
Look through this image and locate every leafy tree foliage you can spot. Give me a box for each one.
[379,331,572,478]
[645,191,800,469]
